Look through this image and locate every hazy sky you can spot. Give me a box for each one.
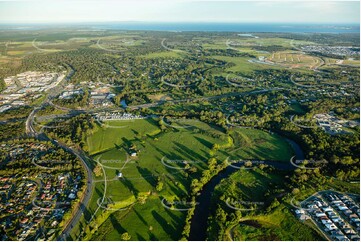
[0,0,359,24]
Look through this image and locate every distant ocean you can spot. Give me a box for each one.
[0,22,359,33]
[93,22,360,33]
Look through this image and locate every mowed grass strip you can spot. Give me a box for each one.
[88,118,161,155]
[92,196,185,241]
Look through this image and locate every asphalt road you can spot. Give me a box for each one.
[57,144,93,240]
[26,106,94,240]
[24,67,93,240]
[26,108,94,240]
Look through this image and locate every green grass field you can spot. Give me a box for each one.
[211,55,281,73]
[92,196,185,241]
[210,168,325,241]
[227,128,294,161]
[141,51,183,59]
[229,207,325,241]
[83,118,297,240]
[87,118,229,201]
[214,168,285,204]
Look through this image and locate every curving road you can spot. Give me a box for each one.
[57,144,93,241]
[24,66,93,241]
[26,105,93,240]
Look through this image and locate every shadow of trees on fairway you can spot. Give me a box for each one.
[120,177,139,196]
[194,136,213,149]
[165,180,187,197]
[134,209,149,226]
[148,231,158,241]
[173,141,206,161]
[162,198,185,226]
[136,166,156,187]
[109,213,126,236]
[152,211,178,240]
[135,232,146,240]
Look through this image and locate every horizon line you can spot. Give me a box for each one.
[0,21,360,25]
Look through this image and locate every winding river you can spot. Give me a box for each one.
[188,136,305,241]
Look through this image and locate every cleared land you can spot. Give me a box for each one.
[267,51,323,70]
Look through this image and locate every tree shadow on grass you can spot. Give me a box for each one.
[136,166,156,187]
[148,231,158,241]
[162,199,185,226]
[80,203,92,221]
[131,129,139,136]
[121,137,132,149]
[135,232,146,241]
[153,154,190,191]
[174,142,206,161]
[109,213,126,236]
[120,177,139,197]
[134,209,148,226]
[152,210,177,240]
[194,136,213,149]
[165,180,186,198]
[95,186,104,198]
[153,146,183,161]
[143,117,160,128]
